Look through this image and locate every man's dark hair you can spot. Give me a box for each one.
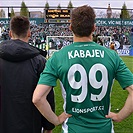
[10,16,30,38]
[71,5,96,37]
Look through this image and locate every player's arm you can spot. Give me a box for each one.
[32,84,71,125]
[106,84,133,122]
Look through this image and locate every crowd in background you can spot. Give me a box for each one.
[0,23,133,50]
[93,26,132,49]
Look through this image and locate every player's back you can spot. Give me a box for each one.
[54,41,120,133]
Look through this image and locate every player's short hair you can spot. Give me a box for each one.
[10,16,30,38]
[71,5,96,37]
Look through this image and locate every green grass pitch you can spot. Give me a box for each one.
[53,56,133,133]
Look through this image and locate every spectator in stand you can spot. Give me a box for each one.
[130,28,133,47]
[110,42,115,50]
[0,24,2,38]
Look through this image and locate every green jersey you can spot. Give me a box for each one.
[38,42,133,133]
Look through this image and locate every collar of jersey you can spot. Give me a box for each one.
[73,41,96,46]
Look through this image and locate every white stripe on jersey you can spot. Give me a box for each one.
[62,118,69,133]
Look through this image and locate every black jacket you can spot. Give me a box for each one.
[0,39,46,133]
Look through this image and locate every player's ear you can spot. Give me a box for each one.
[69,24,72,31]
[92,24,96,32]
[9,30,12,38]
[27,29,31,37]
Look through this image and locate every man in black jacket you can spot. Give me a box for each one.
[0,16,55,133]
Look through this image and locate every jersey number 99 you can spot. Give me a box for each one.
[67,64,108,103]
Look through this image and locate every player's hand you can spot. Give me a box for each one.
[55,112,72,125]
[105,112,122,122]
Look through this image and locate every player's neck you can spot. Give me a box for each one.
[73,34,93,42]
[11,37,29,43]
